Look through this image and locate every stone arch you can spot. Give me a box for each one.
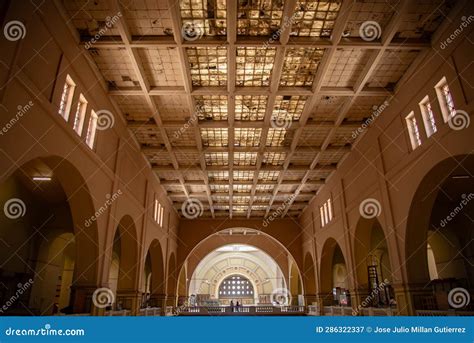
[405,154,474,285]
[319,237,349,306]
[0,155,99,314]
[353,217,393,288]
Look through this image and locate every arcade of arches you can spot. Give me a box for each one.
[0,0,473,317]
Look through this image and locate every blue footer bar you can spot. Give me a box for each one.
[0,317,473,343]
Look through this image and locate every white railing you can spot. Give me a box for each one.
[361,307,396,316]
[307,305,320,316]
[416,309,474,316]
[281,306,305,313]
[138,307,161,316]
[105,309,131,316]
[255,306,274,313]
[165,306,174,316]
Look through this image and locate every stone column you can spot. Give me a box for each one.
[116,289,142,315]
[69,284,98,315]
[149,294,167,315]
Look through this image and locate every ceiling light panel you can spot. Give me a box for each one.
[208,171,229,181]
[233,196,251,204]
[291,0,341,37]
[235,95,268,121]
[233,184,253,193]
[256,184,275,192]
[237,0,284,36]
[180,0,227,36]
[266,128,291,147]
[187,47,228,86]
[195,95,228,121]
[263,152,287,165]
[280,48,324,86]
[210,184,229,193]
[236,47,276,87]
[258,171,280,181]
[205,152,229,166]
[234,152,258,166]
[234,128,262,147]
[233,171,255,181]
[273,95,308,122]
[200,128,229,147]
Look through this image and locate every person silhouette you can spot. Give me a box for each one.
[236,301,240,312]
[230,300,234,313]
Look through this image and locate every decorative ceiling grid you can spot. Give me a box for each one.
[66,0,451,218]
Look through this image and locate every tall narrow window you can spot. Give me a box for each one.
[435,77,456,122]
[319,198,334,227]
[319,206,325,227]
[86,110,98,149]
[58,75,76,121]
[159,205,164,227]
[406,111,421,150]
[419,97,437,138]
[73,94,88,135]
[327,198,333,221]
[153,199,159,222]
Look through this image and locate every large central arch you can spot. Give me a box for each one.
[175,227,306,305]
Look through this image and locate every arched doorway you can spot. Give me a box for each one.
[187,243,289,306]
[108,215,139,312]
[354,217,393,307]
[145,239,165,308]
[406,154,474,311]
[0,156,99,315]
[320,238,350,307]
[179,228,304,308]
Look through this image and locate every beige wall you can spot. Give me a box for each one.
[0,0,179,312]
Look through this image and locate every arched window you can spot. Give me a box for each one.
[218,275,254,298]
